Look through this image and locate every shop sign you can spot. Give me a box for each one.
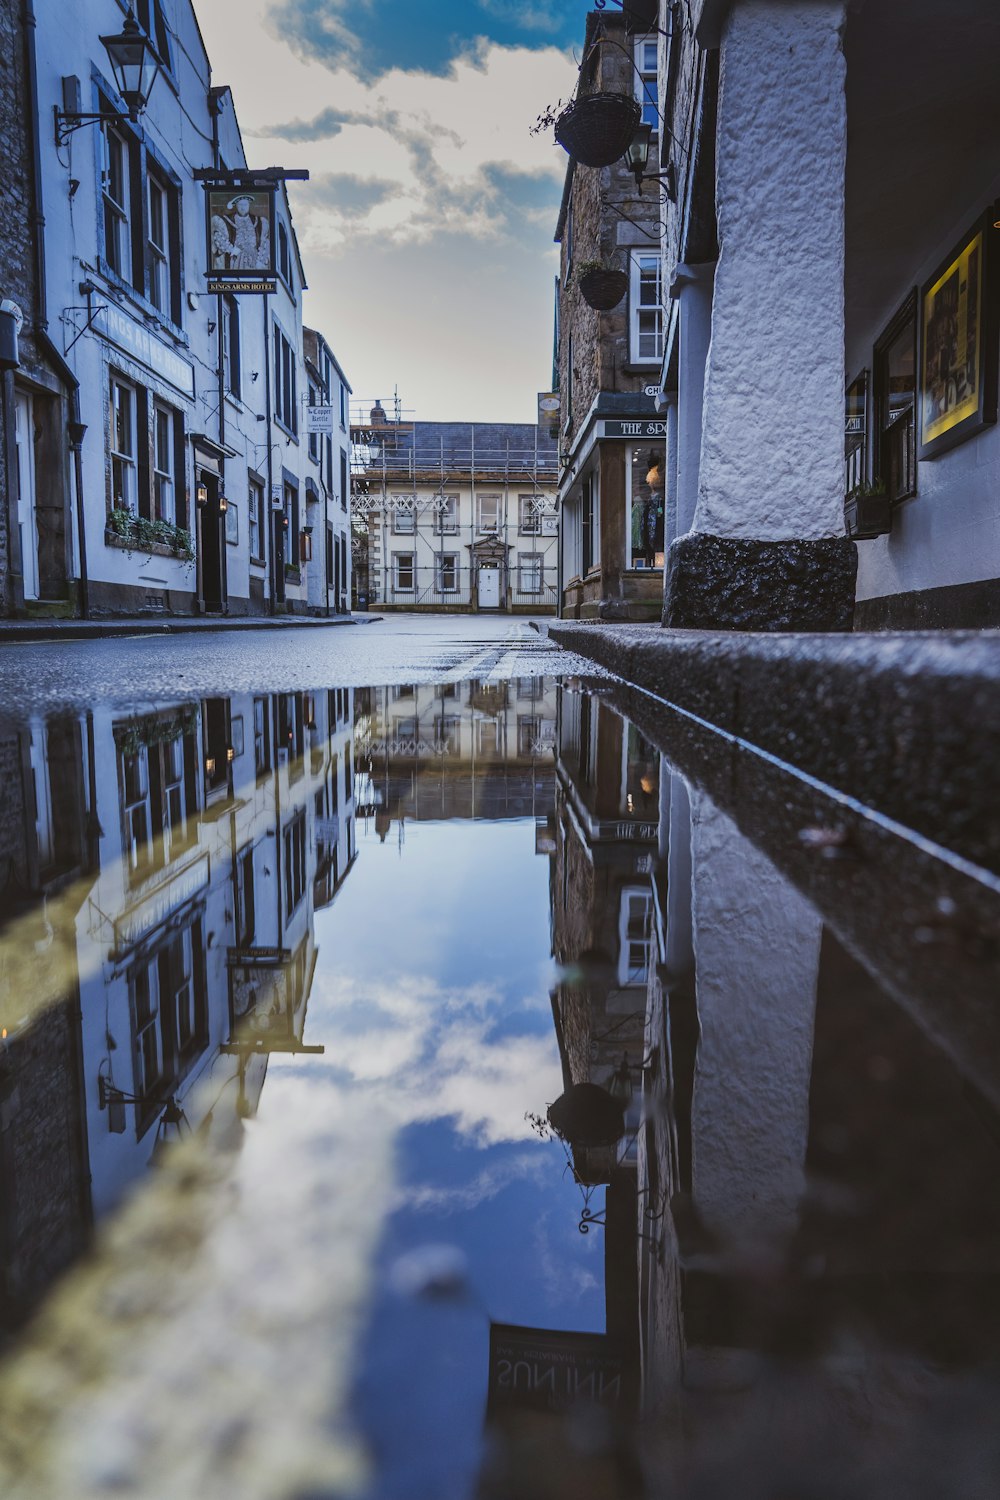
[603,419,669,438]
[112,855,209,953]
[306,405,335,435]
[99,302,195,398]
[486,1325,624,1416]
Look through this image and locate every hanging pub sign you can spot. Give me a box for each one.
[205,181,277,294]
[305,404,335,435]
[918,209,999,459]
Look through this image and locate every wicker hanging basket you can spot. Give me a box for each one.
[578,268,628,311]
[554,92,642,169]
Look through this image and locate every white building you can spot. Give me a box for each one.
[15,0,349,618]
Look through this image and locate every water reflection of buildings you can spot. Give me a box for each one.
[355,679,558,837]
[0,691,356,1330]
[541,683,1000,1480]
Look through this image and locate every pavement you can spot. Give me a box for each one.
[549,621,1000,878]
[0,611,379,643]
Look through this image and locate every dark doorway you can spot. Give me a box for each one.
[199,469,227,613]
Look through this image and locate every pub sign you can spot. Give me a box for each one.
[205,182,277,294]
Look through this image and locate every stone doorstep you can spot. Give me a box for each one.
[548,622,1000,877]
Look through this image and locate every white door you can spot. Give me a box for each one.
[14,391,39,600]
[477,563,500,609]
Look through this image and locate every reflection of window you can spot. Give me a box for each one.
[478,494,501,532]
[432,715,460,753]
[118,718,196,884]
[845,372,867,495]
[874,294,917,502]
[393,716,417,740]
[630,253,663,364]
[517,715,540,756]
[203,697,231,803]
[130,916,207,1134]
[253,696,270,776]
[394,553,415,591]
[634,36,658,130]
[624,723,658,817]
[477,719,501,756]
[619,889,653,987]
[392,684,415,700]
[278,693,305,776]
[435,553,458,592]
[284,812,306,917]
[236,844,256,945]
[517,676,542,701]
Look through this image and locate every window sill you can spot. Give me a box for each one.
[105,530,191,562]
[273,416,299,444]
[250,555,266,569]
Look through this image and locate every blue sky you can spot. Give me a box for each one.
[197,1,583,421]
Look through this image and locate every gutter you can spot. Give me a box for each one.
[24,0,90,616]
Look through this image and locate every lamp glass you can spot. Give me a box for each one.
[100,10,161,113]
[625,122,652,176]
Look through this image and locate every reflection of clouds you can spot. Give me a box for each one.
[532,1210,601,1306]
[397,1152,548,1214]
[312,975,562,1146]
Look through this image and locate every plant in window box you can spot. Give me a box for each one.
[576,258,628,311]
[533,89,641,170]
[844,479,891,540]
[107,507,194,562]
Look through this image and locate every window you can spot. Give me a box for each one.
[582,471,596,575]
[136,0,171,64]
[253,696,271,775]
[278,221,292,289]
[518,554,543,593]
[117,716,196,885]
[248,475,264,560]
[339,383,347,427]
[517,715,541,756]
[628,445,665,568]
[284,813,307,918]
[340,448,348,511]
[432,715,460,754]
[630,252,664,364]
[845,372,867,496]
[478,494,501,532]
[284,480,299,563]
[392,500,415,535]
[433,493,458,533]
[110,376,138,512]
[147,173,170,313]
[619,889,653,987]
[874,294,917,502]
[519,494,544,535]
[394,553,415,591]
[477,719,501,756]
[102,121,134,284]
[223,295,241,398]
[435,553,458,592]
[152,402,178,523]
[634,37,659,130]
[274,324,297,433]
[278,693,305,769]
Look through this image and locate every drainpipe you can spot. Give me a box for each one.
[262,296,275,612]
[24,0,90,616]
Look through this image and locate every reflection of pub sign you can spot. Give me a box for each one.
[205,183,276,293]
[486,1324,624,1416]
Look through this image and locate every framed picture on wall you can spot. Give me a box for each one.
[918,212,999,459]
[225,502,239,546]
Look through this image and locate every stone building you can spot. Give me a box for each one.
[553,7,668,621]
[657,0,1000,628]
[3,0,349,619]
[351,415,558,613]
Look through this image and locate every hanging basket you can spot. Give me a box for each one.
[578,268,628,311]
[623,0,659,34]
[554,92,642,169]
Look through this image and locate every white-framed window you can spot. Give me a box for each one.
[519,494,543,534]
[634,37,658,131]
[147,171,173,316]
[433,715,461,753]
[392,498,416,534]
[394,552,415,591]
[477,719,502,756]
[630,252,664,364]
[435,553,459,592]
[110,376,138,513]
[619,888,653,987]
[478,494,501,532]
[136,0,172,65]
[152,402,177,523]
[518,553,543,593]
[433,493,459,534]
[277,221,293,290]
[102,121,133,283]
[248,474,264,560]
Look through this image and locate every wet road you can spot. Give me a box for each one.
[0,614,602,716]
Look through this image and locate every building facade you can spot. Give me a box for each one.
[1,0,350,620]
[553,9,668,621]
[351,414,558,613]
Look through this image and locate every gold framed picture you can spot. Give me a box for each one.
[918,212,998,459]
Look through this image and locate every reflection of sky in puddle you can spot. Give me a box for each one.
[261,818,603,1497]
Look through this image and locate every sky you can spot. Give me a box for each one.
[195,0,583,423]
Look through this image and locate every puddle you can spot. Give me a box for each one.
[0,665,998,1498]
